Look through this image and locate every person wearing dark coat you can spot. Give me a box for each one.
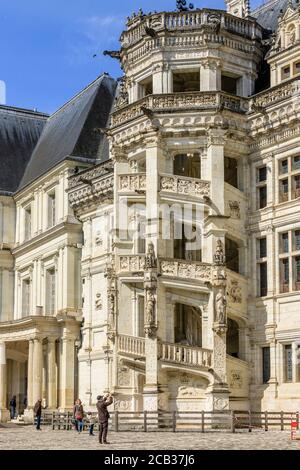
[9,396,16,420]
[34,399,42,430]
[96,393,113,444]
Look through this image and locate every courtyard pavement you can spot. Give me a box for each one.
[0,424,300,450]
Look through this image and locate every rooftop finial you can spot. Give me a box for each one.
[176,0,194,12]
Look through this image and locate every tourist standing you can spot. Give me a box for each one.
[9,395,17,420]
[34,399,42,430]
[73,399,84,433]
[86,412,96,436]
[96,393,113,444]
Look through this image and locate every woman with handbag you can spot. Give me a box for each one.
[73,399,84,433]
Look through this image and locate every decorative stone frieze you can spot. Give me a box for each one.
[111,92,248,127]
[159,259,212,282]
[160,174,211,199]
[119,174,146,193]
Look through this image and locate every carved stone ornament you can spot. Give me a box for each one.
[118,365,131,386]
[228,279,242,304]
[145,242,157,269]
[95,231,103,246]
[95,293,102,310]
[215,288,227,325]
[144,289,157,338]
[228,201,241,219]
[115,77,129,110]
[213,239,226,266]
[229,370,243,390]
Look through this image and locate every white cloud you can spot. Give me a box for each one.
[0,81,6,105]
[65,15,123,66]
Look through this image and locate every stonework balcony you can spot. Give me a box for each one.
[118,334,146,359]
[122,10,262,50]
[117,255,146,275]
[117,334,213,371]
[159,258,212,284]
[160,174,211,201]
[111,92,249,128]
[160,342,212,370]
[118,173,146,195]
[251,77,300,110]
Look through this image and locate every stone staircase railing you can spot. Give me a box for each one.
[118,334,146,358]
[117,334,213,369]
[160,342,212,369]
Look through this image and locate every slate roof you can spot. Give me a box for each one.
[19,73,117,191]
[252,0,291,31]
[0,106,48,194]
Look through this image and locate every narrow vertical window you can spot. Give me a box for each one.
[280,258,289,293]
[259,263,267,297]
[284,344,293,382]
[295,230,300,251]
[279,178,289,203]
[281,232,289,253]
[22,279,31,317]
[262,347,270,384]
[24,206,32,241]
[48,192,56,228]
[294,256,300,291]
[46,269,56,315]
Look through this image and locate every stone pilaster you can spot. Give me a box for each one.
[206,240,230,411]
[0,342,9,422]
[32,337,43,403]
[47,338,57,409]
[143,243,159,412]
[59,335,75,410]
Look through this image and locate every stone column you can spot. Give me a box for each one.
[47,339,57,409]
[0,342,9,422]
[206,128,227,215]
[200,59,221,91]
[32,338,43,403]
[59,335,75,410]
[206,242,230,411]
[27,339,34,408]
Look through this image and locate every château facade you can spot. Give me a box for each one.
[1,0,300,421]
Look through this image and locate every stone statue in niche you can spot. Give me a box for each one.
[108,292,115,327]
[95,293,102,310]
[213,239,226,266]
[215,288,227,324]
[145,242,157,269]
[146,290,155,325]
[115,77,129,110]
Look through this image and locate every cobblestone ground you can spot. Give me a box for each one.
[0,425,300,450]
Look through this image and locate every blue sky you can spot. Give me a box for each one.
[0,0,262,114]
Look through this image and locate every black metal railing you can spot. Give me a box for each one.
[47,410,299,433]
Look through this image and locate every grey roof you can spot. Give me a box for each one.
[0,106,48,194]
[19,74,117,191]
[252,0,291,31]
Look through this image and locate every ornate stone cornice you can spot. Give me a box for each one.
[68,175,114,211]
